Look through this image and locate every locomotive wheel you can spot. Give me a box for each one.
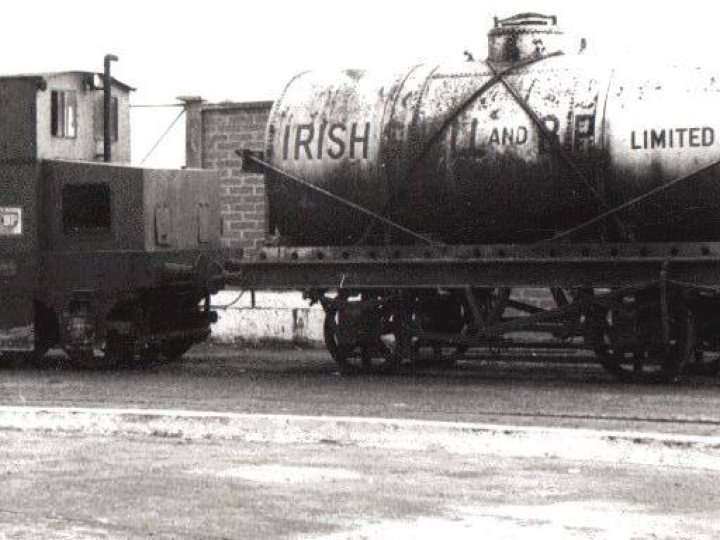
[136,338,195,365]
[65,334,137,370]
[65,347,119,370]
[593,301,695,383]
[161,338,195,362]
[106,333,140,367]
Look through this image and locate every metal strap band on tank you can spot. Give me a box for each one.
[239,152,441,246]
[536,158,720,245]
[484,60,631,242]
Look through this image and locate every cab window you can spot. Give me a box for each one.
[62,183,111,234]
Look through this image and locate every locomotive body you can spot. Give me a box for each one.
[266,57,720,245]
[1,159,224,366]
[0,71,224,367]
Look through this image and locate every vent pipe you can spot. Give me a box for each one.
[103,54,118,162]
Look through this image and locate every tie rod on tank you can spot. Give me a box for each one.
[238,150,442,246]
[484,60,632,242]
[537,157,720,245]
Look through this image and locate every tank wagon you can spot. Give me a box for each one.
[231,12,720,380]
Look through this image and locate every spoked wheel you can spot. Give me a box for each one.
[590,291,695,383]
[409,291,472,369]
[363,301,404,374]
[323,295,406,374]
[323,305,359,374]
[684,347,720,376]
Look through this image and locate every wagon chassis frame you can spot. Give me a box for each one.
[226,241,720,379]
[228,241,720,290]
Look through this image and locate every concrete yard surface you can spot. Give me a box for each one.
[1,406,719,471]
[0,429,719,539]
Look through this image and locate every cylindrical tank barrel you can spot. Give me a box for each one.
[265,56,720,245]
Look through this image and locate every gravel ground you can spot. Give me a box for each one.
[1,430,718,539]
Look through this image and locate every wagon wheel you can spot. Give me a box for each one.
[591,297,695,382]
[684,347,720,376]
[323,296,405,374]
[410,292,472,368]
[323,304,363,374]
[361,300,405,374]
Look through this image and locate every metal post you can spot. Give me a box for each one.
[103,54,118,162]
[178,96,204,168]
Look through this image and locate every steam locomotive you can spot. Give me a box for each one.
[231,13,720,380]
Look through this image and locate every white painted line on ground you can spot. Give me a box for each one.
[0,406,718,469]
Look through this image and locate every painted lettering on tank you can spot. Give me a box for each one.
[327,124,346,159]
[316,122,327,158]
[294,124,315,159]
[630,127,715,150]
[539,115,560,154]
[349,123,370,159]
[281,122,371,160]
[487,126,529,145]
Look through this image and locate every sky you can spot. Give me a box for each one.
[2,0,719,167]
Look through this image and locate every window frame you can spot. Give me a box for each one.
[50,89,78,139]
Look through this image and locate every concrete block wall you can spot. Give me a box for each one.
[182,98,272,252]
[210,291,324,346]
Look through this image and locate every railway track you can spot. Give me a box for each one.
[1,346,718,437]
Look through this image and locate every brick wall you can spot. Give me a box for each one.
[183,99,273,252]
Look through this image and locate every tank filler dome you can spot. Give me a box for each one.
[487,13,565,64]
